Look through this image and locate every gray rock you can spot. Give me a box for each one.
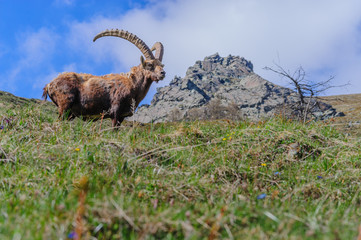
[130,53,340,123]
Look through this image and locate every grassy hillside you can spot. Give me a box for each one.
[0,91,41,112]
[1,92,361,239]
[322,93,361,136]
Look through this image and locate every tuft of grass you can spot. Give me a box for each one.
[0,99,361,239]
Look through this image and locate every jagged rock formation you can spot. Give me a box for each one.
[131,53,341,123]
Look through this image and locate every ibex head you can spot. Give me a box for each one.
[93,29,165,82]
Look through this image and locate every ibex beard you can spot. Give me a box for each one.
[42,29,165,127]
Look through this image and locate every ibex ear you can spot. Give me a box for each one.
[140,56,146,68]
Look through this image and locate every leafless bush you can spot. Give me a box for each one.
[168,108,182,122]
[186,108,205,121]
[226,101,245,121]
[264,64,347,122]
[184,99,245,121]
[205,98,226,120]
[170,99,245,122]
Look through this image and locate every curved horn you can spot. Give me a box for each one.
[151,42,164,62]
[93,29,154,60]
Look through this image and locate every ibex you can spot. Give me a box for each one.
[43,29,165,127]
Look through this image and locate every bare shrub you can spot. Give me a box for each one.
[204,99,245,121]
[264,64,348,122]
[168,108,182,122]
[171,99,246,122]
[226,101,245,121]
[205,98,226,120]
[186,108,205,121]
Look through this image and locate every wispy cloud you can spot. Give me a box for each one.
[0,28,59,95]
[17,28,58,68]
[53,0,76,7]
[32,64,78,91]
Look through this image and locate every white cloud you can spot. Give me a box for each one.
[32,64,78,92]
[32,71,58,92]
[64,0,361,99]
[17,28,58,68]
[0,28,59,94]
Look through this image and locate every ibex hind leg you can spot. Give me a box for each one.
[63,109,76,120]
[58,108,75,120]
[112,117,125,128]
[110,103,131,128]
[58,98,76,120]
[113,111,133,128]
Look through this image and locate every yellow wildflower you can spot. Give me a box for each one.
[261,163,267,167]
[75,148,80,152]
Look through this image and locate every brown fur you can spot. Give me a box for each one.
[43,59,165,127]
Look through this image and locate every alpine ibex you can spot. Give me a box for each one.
[43,29,165,127]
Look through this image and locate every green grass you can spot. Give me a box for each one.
[1,100,361,239]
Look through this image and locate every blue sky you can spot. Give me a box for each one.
[1,0,361,105]
[0,0,151,99]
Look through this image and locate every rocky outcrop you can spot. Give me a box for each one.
[130,53,341,123]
